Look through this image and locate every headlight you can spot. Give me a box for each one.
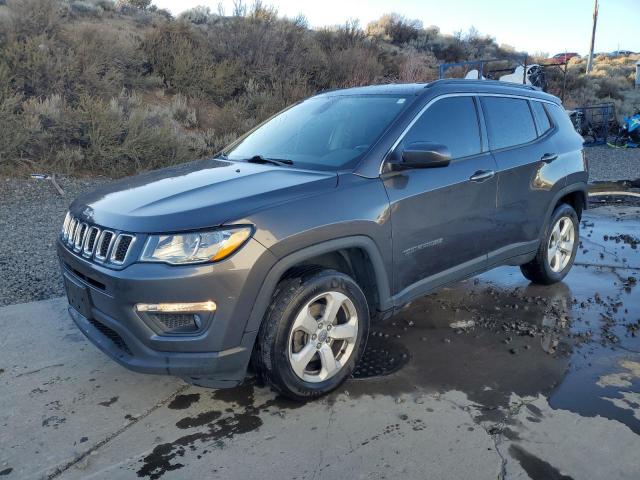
[140,227,252,265]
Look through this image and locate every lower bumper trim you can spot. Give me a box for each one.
[68,306,254,383]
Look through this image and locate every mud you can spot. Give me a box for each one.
[167,393,200,410]
[135,382,305,479]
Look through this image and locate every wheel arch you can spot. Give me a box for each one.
[243,236,392,334]
[556,186,587,220]
[545,182,588,227]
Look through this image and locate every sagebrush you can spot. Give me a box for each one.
[0,0,637,177]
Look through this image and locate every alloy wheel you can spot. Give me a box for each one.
[287,291,359,383]
[547,216,575,273]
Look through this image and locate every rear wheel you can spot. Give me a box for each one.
[255,269,369,401]
[520,203,579,285]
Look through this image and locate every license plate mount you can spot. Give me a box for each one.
[63,273,92,319]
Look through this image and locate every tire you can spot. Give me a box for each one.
[255,269,370,401]
[520,203,579,285]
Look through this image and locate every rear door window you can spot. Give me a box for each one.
[403,96,481,159]
[530,101,552,136]
[481,97,537,150]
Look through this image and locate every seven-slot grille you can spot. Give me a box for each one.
[61,212,135,265]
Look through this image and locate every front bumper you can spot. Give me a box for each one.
[57,237,276,385]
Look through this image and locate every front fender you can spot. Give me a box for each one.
[242,235,392,334]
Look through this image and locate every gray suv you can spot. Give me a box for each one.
[58,79,588,400]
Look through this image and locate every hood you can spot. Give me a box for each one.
[70,159,337,233]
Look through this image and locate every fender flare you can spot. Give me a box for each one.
[243,235,392,334]
[546,182,588,220]
[539,182,588,241]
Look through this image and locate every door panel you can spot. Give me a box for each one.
[481,97,567,265]
[381,95,498,304]
[383,153,498,303]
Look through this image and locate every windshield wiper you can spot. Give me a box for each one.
[245,155,294,167]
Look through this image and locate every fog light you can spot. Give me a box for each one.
[135,301,216,313]
[136,301,216,334]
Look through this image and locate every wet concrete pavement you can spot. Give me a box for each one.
[1,204,639,480]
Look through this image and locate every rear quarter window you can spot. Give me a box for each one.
[530,101,552,136]
[545,103,577,134]
[481,97,537,150]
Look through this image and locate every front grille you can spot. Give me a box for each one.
[110,234,134,264]
[67,218,78,246]
[61,213,135,266]
[88,318,132,355]
[96,231,114,260]
[74,223,88,251]
[83,227,100,256]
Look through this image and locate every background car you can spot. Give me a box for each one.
[611,50,636,57]
[548,52,580,64]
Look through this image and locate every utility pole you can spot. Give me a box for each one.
[586,0,599,74]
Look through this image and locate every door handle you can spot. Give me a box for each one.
[469,170,495,182]
[541,153,558,163]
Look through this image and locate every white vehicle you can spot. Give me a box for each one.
[499,64,546,90]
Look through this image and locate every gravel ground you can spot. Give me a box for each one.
[0,146,638,306]
[586,145,640,182]
[0,175,111,306]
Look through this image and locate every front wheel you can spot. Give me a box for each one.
[520,203,579,285]
[255,269,370,401]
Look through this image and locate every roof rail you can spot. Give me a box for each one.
[426,78,538,91]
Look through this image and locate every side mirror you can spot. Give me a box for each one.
[401,142,452,168]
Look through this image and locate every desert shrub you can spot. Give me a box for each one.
[179,5,215,25]
[69,93,201,174]
[58,21,148,97]
[0,95,29,167]
[398,48,438,82]
[141,22,222,98]
[5,0,66,40]
[93,0,115,10]
[620,90,640,117]
[0,1,636,176]
[0,91,212,175]
[69,1,103,17]
[169,94,198,128]
[116,0,149,9]
[366,13,422,45]
[1,35,68,98]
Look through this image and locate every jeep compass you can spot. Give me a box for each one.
[58,79,588,400]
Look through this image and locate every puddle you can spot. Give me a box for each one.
[341,205,640,430]
[589,181,640,207]
[342,277,574,416]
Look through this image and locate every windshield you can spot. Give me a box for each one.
[224,95,409,171]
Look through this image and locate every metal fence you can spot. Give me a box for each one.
[570,103,617,146]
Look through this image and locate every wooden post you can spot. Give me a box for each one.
[586,0,598,74]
